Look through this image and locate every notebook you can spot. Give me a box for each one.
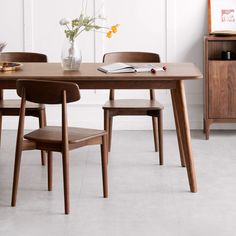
[98,62,164,73]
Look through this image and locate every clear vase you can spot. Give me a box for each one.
[61,39,82,71]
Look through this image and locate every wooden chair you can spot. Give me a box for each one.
[0,52,47,165]
[11,79,108,214]
[103,52,164,164]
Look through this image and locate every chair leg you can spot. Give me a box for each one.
[62,151,70,214]
[108,117,113,152]
[40,153,46,166]
[152,116,159,152]
[0,113,2,146]
[101,135,108,198]
[11,145,23,207]
[104,110,113,152]
[39,109,47,166]
[48,151,53,191]
[158,111,164,165]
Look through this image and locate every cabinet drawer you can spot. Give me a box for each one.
[209,61,236,118]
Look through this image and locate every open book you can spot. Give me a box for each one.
[98,62,164,73]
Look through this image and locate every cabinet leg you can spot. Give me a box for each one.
[204,119,210,140]
[203,119,206,134]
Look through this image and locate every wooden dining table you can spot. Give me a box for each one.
[0,62,202,193]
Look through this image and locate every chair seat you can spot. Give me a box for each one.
[0,99,45,110]
[24,126,106,144]
[103,99,164,110]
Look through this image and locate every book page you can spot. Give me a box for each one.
[98,63,164,73]
[98,63,134,73]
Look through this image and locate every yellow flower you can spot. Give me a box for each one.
[111,24,119,33]
[106,31,113,38]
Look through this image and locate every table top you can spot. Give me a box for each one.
[0,62,202,90]
[0,62,202,80]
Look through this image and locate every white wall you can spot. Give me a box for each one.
[0,0,209,130]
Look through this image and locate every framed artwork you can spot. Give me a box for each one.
[208,0,236,34]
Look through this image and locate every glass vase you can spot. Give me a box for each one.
[61,39,82,71]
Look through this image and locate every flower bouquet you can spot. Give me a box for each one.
[59,2,119,71]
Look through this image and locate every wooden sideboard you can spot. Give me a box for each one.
[204,35,236,139]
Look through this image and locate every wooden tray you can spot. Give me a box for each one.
[0,62,22,72]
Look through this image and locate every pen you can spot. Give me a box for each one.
[151,66,167,74]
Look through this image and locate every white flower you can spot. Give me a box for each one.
[59,18,71,26]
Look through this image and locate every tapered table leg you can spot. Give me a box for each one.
[171,81,197,193]
[171,90,186,167]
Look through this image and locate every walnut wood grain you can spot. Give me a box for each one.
[209,61,236,118]
[0,63,202,86]
[171,89,186,167]
[171,81,197,192]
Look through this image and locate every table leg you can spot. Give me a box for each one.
[171,90,186,167]
[171,81,197,193]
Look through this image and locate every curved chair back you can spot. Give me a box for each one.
[0,52,47,100]
[103,52,160,64]
[16,80,81,104]
[0,52,47,62]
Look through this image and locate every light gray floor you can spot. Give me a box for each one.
[1,130,236,236]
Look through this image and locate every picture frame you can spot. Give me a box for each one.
[208,0,236,35]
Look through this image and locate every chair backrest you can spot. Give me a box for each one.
[16,80,81,151]
[0,52,47,100]
[103,52,160,64]
[0,52,47,62]
[103,52,160,100]
[16,80,81,104]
